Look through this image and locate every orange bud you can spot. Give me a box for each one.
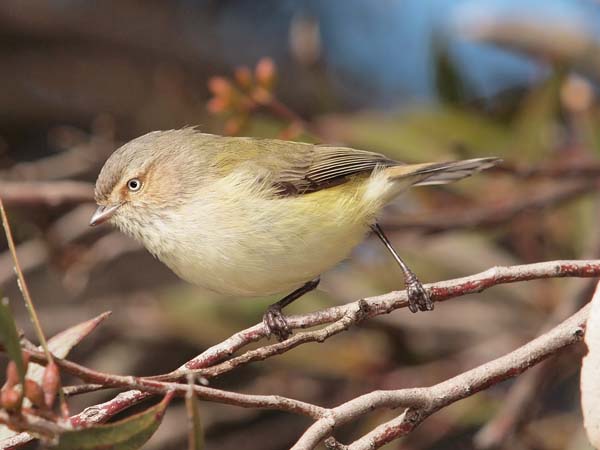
[235,66,253,90]
[24,379,44,409]
[42,362,60,409]
[208,77,233,97]
[207,97,228,114]
[255,57,276,89]
[5,361,19,388]
[1,387,20,411]
[252,86,272,104]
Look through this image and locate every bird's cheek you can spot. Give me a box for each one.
[120,202,152,227]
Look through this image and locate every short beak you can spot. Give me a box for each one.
[89,204,121,226]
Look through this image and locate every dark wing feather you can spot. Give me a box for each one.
[272,145,400,196]
[207,135,401,196]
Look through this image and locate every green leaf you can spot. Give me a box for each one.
[55,393,173,450]
[0,297,25,387]
[186,379,205,450]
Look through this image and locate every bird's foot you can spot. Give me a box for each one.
[405,272,434,313]
[263,304,292,341]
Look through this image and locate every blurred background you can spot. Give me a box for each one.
[1,0,600,449]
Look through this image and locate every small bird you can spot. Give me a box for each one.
[91,129,499,340]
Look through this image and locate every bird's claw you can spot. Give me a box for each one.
[263,304,292,341]
[406,274,434,313]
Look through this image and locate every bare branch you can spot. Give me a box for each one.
[493,159,600,179]
[384,181,595,233]
[22,348,326,420]
[2,260,597,449]
[294,303,588,449]
[174,259,600,378]
[0,181,94,207]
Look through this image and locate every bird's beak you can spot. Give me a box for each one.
[89,204,121,226]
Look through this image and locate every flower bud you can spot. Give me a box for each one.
[42,362,60,409]
[255,57,276,90]
[208,77,233,98]
[1,387,20,411]
[207,97,228,114]
[24,379,45,409]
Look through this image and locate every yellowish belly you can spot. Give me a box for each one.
[151,173,392,297]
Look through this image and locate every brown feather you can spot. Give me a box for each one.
[272,145,399,196]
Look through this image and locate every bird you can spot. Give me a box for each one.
[90,128,499,340]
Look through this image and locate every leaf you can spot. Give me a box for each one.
[581,281,600,448]
[0,297,26,389]
[186,378,205,450]
[0,297,26,440]
[27,311,111,384]
[0,311,113,442]
[55,392,173,450]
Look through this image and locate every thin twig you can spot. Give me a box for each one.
[493,159,600,179]
[21,348,326,419]
[0,181,94,206]
[384,181,595,233]
[0,198,69,416]
[0,199,52,353]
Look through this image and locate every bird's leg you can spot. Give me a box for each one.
[263,277,320,341]
[370,223,433,313]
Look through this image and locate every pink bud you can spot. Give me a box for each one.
[24,379,44,409]
[208,77,233,97]
[207,97,228,114]
[42,362,60,409]
[1,387,19,411]
[255,57,276,89]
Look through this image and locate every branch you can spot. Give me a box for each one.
[174,259,600,378]
[3,260,597,448]
[22,349,326,419]
[494,159,600,179]
[293,303,589,449]
[384,181,595,233]
[0,181,94,206]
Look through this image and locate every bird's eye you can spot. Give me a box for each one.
[127,178,142,192]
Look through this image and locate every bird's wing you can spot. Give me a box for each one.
[276,144,401,195]
[225,138,400,196]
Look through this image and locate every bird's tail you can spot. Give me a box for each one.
[384,157,501,186]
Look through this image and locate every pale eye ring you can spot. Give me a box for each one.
[127,178,142,192]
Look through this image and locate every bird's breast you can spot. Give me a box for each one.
[135,172,394,297]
